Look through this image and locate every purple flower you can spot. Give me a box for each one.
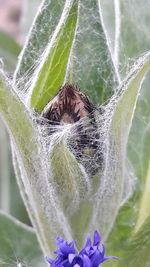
[46,231,119,266]
[46,237,76,266]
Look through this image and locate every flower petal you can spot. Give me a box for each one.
[45,256,53,264]
[46,231,119,266]
[93,231,101,246]
[80,235,91,255]
[68,253,76,263]
[83,254,92,267]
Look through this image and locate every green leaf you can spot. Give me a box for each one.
[0,72,37,170]
[13,0,66,90]
[21,0,42,38]
[99,0,121,71]
[0,119,30,225]
[0,71,56,255]
[49,135,93,245]
[66,0,119,104]
[120,0,150,67]
[135,155,150,231]
[103,53,150,266]
[100,52,150,244]
[0,31,23,222]
[98,0,116,57]
[0,31,20,72]
[121,216,150,267]
[124,108,149,236]
[0,121,11,213]
[105,195,137,267]
[119,2,150,200]
[113,0,150,247]
[0,70,92,253]
[50,139,88,209]
[0,210,45,267]
[47,52,150,247]
[30,0,79,111]
[119,0,150,183]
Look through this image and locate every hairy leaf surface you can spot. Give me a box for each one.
[0,31,20,72]
[100,52,150,245]
[67,0,119,104]
[122,216,150,267]
[14,0,65,89]
[0,210,45,267]
[30,0,78,111]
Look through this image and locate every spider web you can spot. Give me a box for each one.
[2,0,141,257]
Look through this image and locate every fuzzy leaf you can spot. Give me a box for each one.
[120,0,150,233]
[21,0,42,38]
[98,0,116,60]
[0,120,30,225]
[99,0,121,71]
[94,52,150,241]
[50,139,88,209]
[14,0,65,89]
[119,1,150,201]
[0,72,37,169]
[0,210,45,267]
[0,121,11,213]
[0,70,93,254]
[30,0,78,111]
[66,0,119,104]
[120,0,150,66]
[120,0,150,179]
[106,2,150,258]
[49,133,93,245]
[0,31,23,221]
[0,31,20,72]
[121,216,150,267]
[135,155,150,231]
[0,71,56,255]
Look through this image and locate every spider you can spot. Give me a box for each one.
[41,83,103,174]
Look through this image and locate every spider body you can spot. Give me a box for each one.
[42,84,95,123]
[41,84,103,174]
